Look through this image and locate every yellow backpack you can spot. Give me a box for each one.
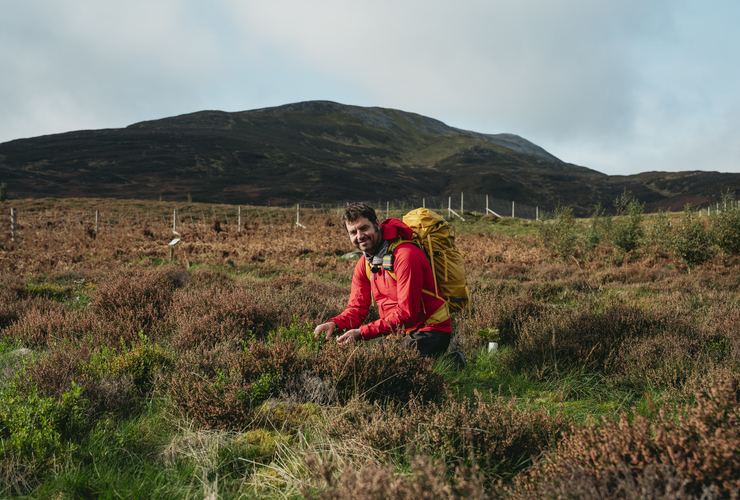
[364,208,470,316]
[403,208,470,314]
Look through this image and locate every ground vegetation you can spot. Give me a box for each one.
[1,197,740,497]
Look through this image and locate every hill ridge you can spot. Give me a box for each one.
[1,100,738,215]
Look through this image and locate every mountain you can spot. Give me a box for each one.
[1,101,738,215]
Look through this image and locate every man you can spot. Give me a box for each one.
[314,202,453,358]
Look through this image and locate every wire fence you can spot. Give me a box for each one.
[0,193,546,244]
[297,193,549,221]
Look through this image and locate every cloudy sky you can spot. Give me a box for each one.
[1,0,738,176]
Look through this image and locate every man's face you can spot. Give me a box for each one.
[346,216,382,254]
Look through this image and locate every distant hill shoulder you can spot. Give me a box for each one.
[1,100,738,214]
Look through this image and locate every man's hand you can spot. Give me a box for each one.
[314,321,337,341]
[337,328,362,344]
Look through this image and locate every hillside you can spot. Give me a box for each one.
[1,101,738,215]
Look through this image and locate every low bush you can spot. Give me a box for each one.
[0,276,27,330]
[539,206,579,261]
[171,285,278,350]
[506,305,687,377]
[671,205,714,269]
[21,340,144,417]
[165,344,253,429]
[86,334,173,394]
[710,194,740,255]
[243,336,309,381]
[90,269,176,345]
[304,454,491,500]
[315,339,445,405]
[331,390,570,481]
[609,194,644,254]
[0,382,88,495]
[525,378,740,498]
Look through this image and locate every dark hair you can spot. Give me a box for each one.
[341,203,378,231]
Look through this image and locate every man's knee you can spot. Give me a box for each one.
[402,331,451,357]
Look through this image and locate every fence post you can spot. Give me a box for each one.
[173,209,178,234]
[296,204,306,228]
[422,198,425,208]
[461,192,464,214]
[95,210,99,233]
[512,201,515,218]
[386,201,389,219]
[10,208,17,241]
[536,206,539,221]
[238,206,242,233]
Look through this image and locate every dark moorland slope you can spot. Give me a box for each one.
[1,101,738,215]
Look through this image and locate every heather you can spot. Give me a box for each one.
[1,198,740,498]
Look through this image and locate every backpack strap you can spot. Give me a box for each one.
[364,238,413,280]
[363,238,450,331]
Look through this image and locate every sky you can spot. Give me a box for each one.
[1,0,739,176]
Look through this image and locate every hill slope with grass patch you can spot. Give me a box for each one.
[1,101,738,214]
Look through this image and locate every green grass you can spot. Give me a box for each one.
[441,347,647,423]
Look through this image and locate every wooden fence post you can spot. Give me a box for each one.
[238,206,241,233]
[10,208,17,241]
[95,210,99,233]
[296,204,306,228]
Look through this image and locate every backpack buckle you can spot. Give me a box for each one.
[382,253,394,272]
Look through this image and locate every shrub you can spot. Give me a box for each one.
[0,382,87,494]
[472,295,548,348]
[331,391,570,481]
[20,340,143,417]
[315,339,445,405]
[87,334,173,394]
[710,193,740,255]
[304,454,490,500]
[609,194,644,253]
[643,209,674,252]
[89,269,175,345]
[672,204,713,269]
[171,285,278,350]
[0,275,28,330]
[506,305,691,378]
[584,203,607,253]
[243,336,309,381]
[167,367,253,430]
[612,333,702,390]
[529,378,740,497]
[165,344,253,429]
[539,206,579,260]
[280,370,339,406]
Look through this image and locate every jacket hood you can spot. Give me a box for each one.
[380,218,413,241]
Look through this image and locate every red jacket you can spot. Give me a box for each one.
[330,218,452,340]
